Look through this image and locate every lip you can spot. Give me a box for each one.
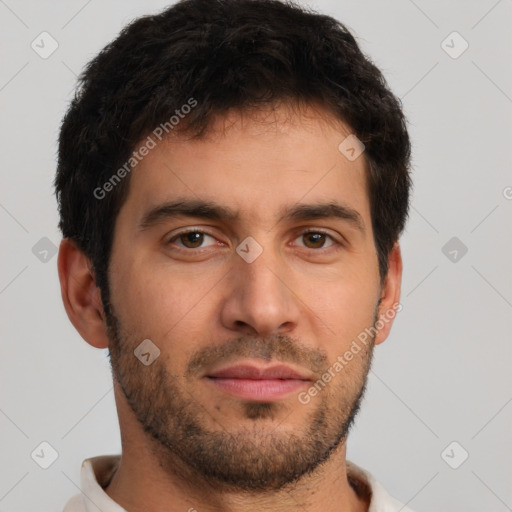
[208,364,310,380]
[205,363,311,401]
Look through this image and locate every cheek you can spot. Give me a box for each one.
[111,260,218,359]
[309,274,379,353]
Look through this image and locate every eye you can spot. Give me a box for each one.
[293,230,338,249]
[166,228,340,252]
[168,229,219,249]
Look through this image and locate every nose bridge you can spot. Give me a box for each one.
[238,239,287,305]
[221,237,300,335]
[241,245,282,297]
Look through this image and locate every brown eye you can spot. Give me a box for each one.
[303,233,326,248]
[295,231,336,249]
[180,232,204,248]
[168,230,217,249]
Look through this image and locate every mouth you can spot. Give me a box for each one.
[205,363,312,401]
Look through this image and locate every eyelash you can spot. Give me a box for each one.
[166,227,343,251]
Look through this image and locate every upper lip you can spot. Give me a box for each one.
[207,364,311,380]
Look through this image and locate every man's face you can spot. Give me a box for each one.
[105,104,384,491]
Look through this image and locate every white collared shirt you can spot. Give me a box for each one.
[62,455,415,512]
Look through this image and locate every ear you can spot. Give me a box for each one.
[57,238,110,349]
[374,243,403,346]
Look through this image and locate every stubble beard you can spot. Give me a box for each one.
[106,304,376,492]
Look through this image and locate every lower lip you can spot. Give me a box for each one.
[206,377,308,401]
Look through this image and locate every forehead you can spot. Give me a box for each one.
[119,103,371,229]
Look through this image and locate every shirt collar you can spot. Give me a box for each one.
[69,455,413,512]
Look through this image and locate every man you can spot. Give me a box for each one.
[55,0,413,510]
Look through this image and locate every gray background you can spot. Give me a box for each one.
[1,0,511,511]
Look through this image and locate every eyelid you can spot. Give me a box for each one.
[294,227,344,246]
[166,227,221,248]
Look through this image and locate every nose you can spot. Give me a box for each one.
[220,244,301,337]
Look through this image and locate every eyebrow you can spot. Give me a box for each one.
[139,199,239,230]
[138,198,365,233]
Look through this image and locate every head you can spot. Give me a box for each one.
[55,0,411,493]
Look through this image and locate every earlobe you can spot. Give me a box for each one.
[374,243,403,346]
[57,239,110,349]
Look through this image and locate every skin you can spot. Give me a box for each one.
[58,102,402,512]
